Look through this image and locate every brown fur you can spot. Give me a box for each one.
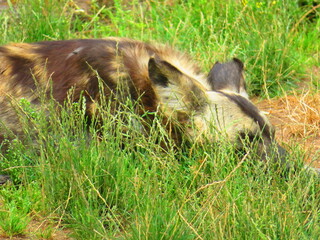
[0,38,209,143]
[1,37,320,177]
[0,38,273,145]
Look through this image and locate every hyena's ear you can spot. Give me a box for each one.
[207,58,248,98]
[148,57,207,111]
[148,57,182,87]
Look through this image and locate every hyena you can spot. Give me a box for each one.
[0,38,318,182]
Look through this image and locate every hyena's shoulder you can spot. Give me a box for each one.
[0,39,133,103]
[99,37,208,87]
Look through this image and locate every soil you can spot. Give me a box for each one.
[255,91,320,168]
[0,218,72,240]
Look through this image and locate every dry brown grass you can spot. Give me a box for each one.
[256,91,320,167]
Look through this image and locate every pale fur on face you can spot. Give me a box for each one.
[186,91,272,144]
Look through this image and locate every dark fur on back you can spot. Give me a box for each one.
[0,38,206,142]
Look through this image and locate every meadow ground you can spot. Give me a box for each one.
[0,0,319,239]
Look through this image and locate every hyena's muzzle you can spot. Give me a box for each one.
[206,58,319,175]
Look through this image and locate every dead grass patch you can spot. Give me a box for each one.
[255,91,320,167]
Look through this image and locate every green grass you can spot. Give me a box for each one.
[0,0,319,239]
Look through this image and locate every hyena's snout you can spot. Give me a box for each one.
[257,140,289,169]
[260,140,320,176]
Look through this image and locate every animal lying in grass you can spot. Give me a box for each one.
[0,37,318,182]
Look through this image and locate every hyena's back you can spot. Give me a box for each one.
[0,38,206,103]
[0,38,206,141]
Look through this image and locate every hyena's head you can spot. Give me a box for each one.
[148,57,287,166]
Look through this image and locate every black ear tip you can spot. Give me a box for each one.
[213,61,221,67]
[148,56,156,64]
[232,57,242,62]
[148,57,158,70]
[210,61,221,74]
[232,58,244,69]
